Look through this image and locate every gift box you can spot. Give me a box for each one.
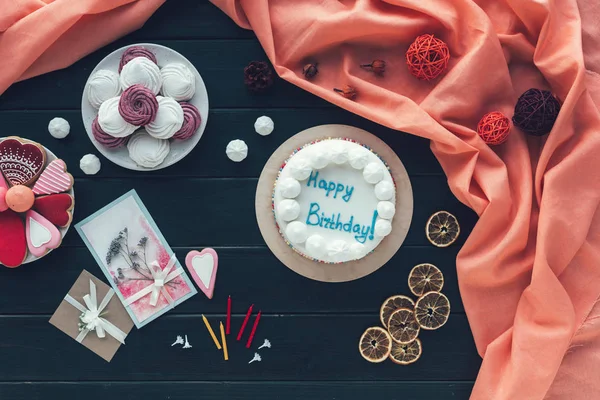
[76,190,197,328]
[49,270,134,362]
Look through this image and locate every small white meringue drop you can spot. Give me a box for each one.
[288,157,312,180]
[326,239,350,263]
[349,242,366,260]
[278,178,301,198]
[374,219,392,237]
[377,201,396,219]
[348,147,369,169]
[285,221,308,244]
[80,154,101,175]
[277,199,300,222]
[329,142,348,165]
[310,148,330,169]
[363,162,384,184]
[305,234,327,258]
[254,116,274,136]
[374,181,394,201]
[226,139,248,162]
[48,117,70,139]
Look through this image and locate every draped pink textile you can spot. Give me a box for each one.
[210,0,600,398]
[0,0,165,95]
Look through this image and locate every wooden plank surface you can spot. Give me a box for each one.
[0,2,480,399]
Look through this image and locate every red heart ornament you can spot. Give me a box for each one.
[33,193,74,227]
[0,138,46,186]
[0,209,27,268]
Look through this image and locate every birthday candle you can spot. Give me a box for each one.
[237,304,254,341]
[246,310,262,349]
[226,295,231,335]
[220,321,229,361]
[202,314,222,350]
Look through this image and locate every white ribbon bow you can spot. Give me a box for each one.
[64,280,127,345]
[123,254,183,308]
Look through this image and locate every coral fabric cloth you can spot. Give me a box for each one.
[211,0,600,398]
[0,0,165,95]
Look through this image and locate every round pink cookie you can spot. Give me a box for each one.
[118,84,158,126]
[119,46,158,72]
[0,187,8,212]
[173,102,201,140]
[92,117,129,148]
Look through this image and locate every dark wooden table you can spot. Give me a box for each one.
[0,2,481,399]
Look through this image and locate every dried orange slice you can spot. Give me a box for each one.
[387,308,420,344]
[426,211,460,247]
[359,327,392,363]
[380,295,415,328]
[389,338,422,365]
[408,263,444,297]
[415,291,450,330]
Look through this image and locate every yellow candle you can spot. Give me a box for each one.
[202,314,221,350]
[220,321,229,361]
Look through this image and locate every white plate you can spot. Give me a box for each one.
[0,138,75,266]
[81,43,209,171]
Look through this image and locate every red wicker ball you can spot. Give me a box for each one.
[406,34,450,80]
[477,111,511,145]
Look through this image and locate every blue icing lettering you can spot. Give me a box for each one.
[306,203,321,226]
[342,186,354,203]
[304,170,354,203]
[307,171,318,188]
[304,202,376,244]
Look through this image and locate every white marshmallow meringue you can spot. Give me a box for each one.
[363,162,384,184]
[288,157,312,180]
[374,219,392,237]
[349,242,366,260]
[310,148,330,169]
[145,96,184,139]
[348,147,369,169]
[285,221,308,244]
[327,239,350,263]
[127,130,170,168]
[120,57,162,94]
[377,201,396,219]
[87,70,121,109]
[278,178,301,198]
[226,139,248,162]
[330,142,349,165]
[160,63,196,101]
[277,199,300,222]
[374,181,394,201]
[254,116,274,136]
[98,97,136,138]
[80,154,101,175]
[305,234,327,258]
[48,117,70,139]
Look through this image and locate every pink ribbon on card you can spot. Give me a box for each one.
[123,254,183,308]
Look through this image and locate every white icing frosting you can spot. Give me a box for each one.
[98,97,137,138]
[377,201,396,219]
[254,116,274,136]
[285,221,308,244]
[278,178,301,198]
[305,234,327,258]
[87,70,121,109]
[348,147,369,169]
[277,199,300,222]
[145,96,184,139]
[160,63,196,101]
[273,139,396,263]
[48,117,70,139]
[288,157,312,180]
[327,239,350,263]
[363,162,384,184]
[374,181,394,201]
[120,57,162,94]
[226,139,248,162]
[80,154,101,175]
[374,219,392,237]
[349,242,366,260]
[127,130,170,168]
[29,217,51,247]
[330,142,349,164]
[310,148,330,169]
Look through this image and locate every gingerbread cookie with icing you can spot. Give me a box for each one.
[32,159,74,196]
[33,193,74,228]
[25,210,62,258]
[0,210,27,267]
[0,137,46,186]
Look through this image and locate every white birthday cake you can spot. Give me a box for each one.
[273,138,396,263]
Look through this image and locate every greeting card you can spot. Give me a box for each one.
[76,190,197,328]
[49,270,134,362]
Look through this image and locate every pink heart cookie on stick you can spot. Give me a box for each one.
[26,210,62,257]
[185,248,218,299]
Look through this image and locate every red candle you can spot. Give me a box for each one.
[226,295,232,335]
[237,304,254,341]
[246,310,262,349]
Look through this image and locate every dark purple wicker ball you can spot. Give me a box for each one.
[512,88,561,136]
